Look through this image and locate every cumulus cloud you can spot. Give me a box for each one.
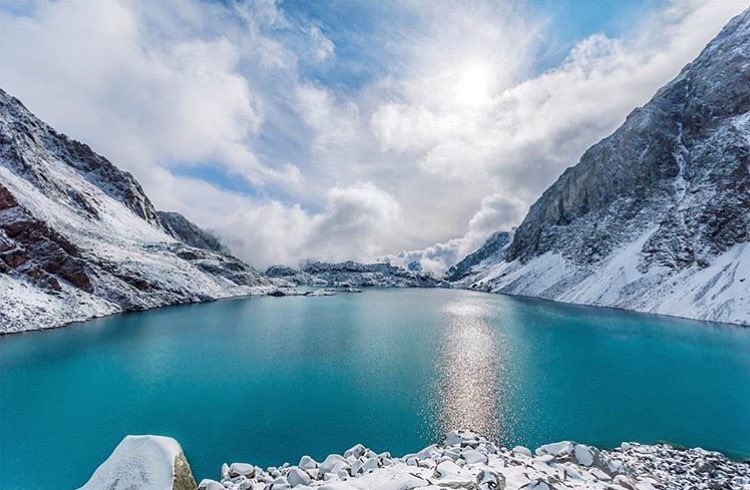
[386,194,525,274]
[211,182,403,268]
[0,0,745,270]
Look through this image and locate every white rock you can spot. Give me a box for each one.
[230,463,256,478]
[198,479,224,490]
[512,446,533,457]
[344,444,366,459]
[535,441,573,457]
[573,444,594,466]
[79,435,195,490]
[287,467,311,487]
[319,454,349,475]
[461,448,488,465]
[298,455,318,470]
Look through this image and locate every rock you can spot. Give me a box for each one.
[319,454,349,475]
[230,463,256,478]
[80,435,197,490]
[287,467,311,487]
[512,446,532,457]
[477,470,506,490]
[461,448,488,465]
[573,444,595,466]
[298,455,318,470]
[197,480,224,490]
[344,444,365,458]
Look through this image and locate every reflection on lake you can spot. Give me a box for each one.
[434,299,502,440]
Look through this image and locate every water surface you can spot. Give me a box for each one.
[2,289,749,488]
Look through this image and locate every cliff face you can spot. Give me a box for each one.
[157,211,231,255]
[0,89,271,333]
[444,231,512,282]
[456,9,750,325]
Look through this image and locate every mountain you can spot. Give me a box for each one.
[157,210,230,254]
[444,230,512,282]
[267,261,446,288]
[0,89,272,333]
[453,9,750,326]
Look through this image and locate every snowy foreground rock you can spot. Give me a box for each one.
[80,436,196,490]
[84,431,750,490]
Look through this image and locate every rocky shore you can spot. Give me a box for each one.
[83,430,750,490]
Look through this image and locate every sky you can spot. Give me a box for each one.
[0,0,746,272]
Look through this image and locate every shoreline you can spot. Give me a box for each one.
[82,430,750,490]
[3,284,748,336]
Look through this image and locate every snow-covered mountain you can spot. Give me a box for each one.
[0,89,273,333]
[452,9,750,326]
[444,230,513,282]
[267,261,446,288]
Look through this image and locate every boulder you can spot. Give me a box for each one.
[79,435,196,490]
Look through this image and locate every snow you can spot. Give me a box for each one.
[469,233,750,326]
[79,435,188,490]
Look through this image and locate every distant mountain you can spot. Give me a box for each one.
[451,9,750,325]
[157,210,230,255]
[0,89,272,333]
[444,230,512,282]
[267,260,446,288]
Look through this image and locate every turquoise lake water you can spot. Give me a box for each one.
[1,288,749,488]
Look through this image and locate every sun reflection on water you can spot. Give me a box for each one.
[429,299,504,441]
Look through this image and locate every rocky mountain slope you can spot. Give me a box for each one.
[157,211,230,254]
[0,89,273,333]
[267,261,446,288]
[445,230,512,282]
[454,9,750,326]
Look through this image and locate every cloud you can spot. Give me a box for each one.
[0,0,746,271]
[309,25,335,62]
[386,193,524,274]
[210,182,403,268]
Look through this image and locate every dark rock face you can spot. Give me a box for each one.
[0,88,270,332]
[506,9,750,271]
[157,211,230,254]
[445,231,512,282]
[0,90,160,225]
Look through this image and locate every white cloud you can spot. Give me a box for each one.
[309,26,335,62]
[386,193,524,274]
[208,182,403,268]
[0,0,746,271]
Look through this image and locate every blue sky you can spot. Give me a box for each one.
[0,0,744,269]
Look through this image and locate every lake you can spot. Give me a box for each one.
[1,288,749,488]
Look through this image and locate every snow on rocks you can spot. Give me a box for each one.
[203,430,750,490]
[80,435,196,490]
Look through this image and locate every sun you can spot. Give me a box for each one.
[454,62,493,107]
